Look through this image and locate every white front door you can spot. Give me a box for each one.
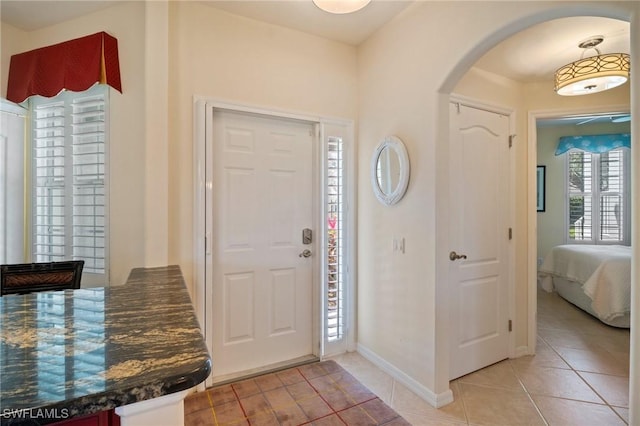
[208,110,315,381]
[449,101,511,380]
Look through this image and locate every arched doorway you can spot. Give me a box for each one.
[434,6,637,420]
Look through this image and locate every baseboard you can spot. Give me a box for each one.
[356,343,453,408]
[514,345,532,357]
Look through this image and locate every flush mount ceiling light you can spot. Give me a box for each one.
[312,0,371,14]
[554,36,630,96]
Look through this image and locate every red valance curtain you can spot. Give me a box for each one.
[6,31,122,104]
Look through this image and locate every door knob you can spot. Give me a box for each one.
[449,251,467,261]
[299,249,312,258]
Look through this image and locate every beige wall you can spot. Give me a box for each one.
[168,2,358,289]
[1,2,147,286]
[1,23,30,97]
[356,0,637,402]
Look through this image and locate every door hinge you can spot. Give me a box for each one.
[508,228,512,240]
[509,134,515,148]
[508,319,513,332]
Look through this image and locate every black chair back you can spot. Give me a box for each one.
[0,261,84,296]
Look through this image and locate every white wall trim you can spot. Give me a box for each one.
[514,345,531,358]
[450,93,514,117]
[192,95,353,127]
[357,343,454,408]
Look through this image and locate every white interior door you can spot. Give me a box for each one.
[208,110,315,381]
[449,101,511,380]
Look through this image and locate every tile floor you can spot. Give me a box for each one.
[329,290,630,425]
[186,289,630,425]
[184,360,410,425]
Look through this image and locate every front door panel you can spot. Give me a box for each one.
[210,110,314,380]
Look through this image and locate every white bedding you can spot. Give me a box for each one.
[539,244,631,323]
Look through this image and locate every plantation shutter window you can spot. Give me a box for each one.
[565,145,629,245]
[32,85,108,285]
[326,137,344,342]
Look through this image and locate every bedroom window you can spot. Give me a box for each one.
[30,85,109,285]
[567,147,629,244]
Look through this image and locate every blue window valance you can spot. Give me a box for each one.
[555,133,630,156]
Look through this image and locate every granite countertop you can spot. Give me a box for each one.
[0,265,211,425]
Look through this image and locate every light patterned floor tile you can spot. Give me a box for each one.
[554,345,629,377]
[457,359,522,390]
[532,394,625,426]
[390,380,467,425]
[612,406,629,424]
[458,382,545,425]
[514,365,603,403]
[578,371,629,408]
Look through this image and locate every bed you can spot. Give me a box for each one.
[539,244,631,328]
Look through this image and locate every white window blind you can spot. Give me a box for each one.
[326,136,344,342]
[567,148,629,244]
[31,86,108,282]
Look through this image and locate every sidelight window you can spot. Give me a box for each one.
[326,136,344,343]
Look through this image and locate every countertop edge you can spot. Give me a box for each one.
[0,265,212,426]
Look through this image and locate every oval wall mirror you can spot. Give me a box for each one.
[371,135,410,205]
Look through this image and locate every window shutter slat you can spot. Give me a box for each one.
[71,92,106,274]
[33,101,67,262]
[31,86,108,280]
[326,137,344,342]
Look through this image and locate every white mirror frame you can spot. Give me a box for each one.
[371,135,410,206]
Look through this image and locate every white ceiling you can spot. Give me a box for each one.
[0,1,116,31]
[198,0,414,46]
[0,1,631,85]
[475,16,630,83]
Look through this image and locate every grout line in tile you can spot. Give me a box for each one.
[229,382,252,426]
[611,406,629,425]
[503,360,550,426]
[205,389,220,426]
[535,310,632,420]
[389,377,395,407]
[454,380,471,425]
[298,366,343,417]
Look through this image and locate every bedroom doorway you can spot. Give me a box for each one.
[532,107,632,410]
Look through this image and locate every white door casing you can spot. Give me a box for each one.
[0,102,27,265]
[449,100,512,380]
[209,110,315,380]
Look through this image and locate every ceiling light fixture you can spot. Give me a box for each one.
[312,0,371,14]
[554,36,630,96]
